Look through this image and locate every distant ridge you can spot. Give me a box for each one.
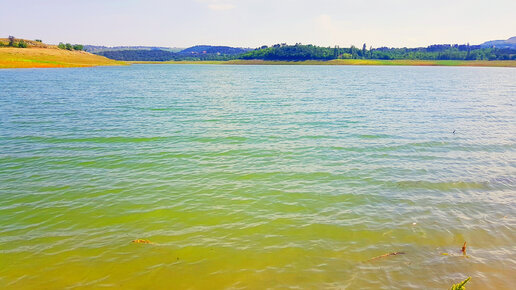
[83,45,183,53]
[93,45,252,61]
[179,45,251,55]
[481,36,516,49]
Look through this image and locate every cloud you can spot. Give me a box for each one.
[315,14,335,32]
[196,0,235,11]
[208,3,235,11]
[314,14,344,44]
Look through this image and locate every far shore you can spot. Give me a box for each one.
[128,59,516,67]
[2,47,516,69]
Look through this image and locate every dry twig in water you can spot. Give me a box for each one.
[366,251,405,262]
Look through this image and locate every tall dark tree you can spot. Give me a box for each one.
[350,45,358,59]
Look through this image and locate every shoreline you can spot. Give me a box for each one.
[128,59,516,67]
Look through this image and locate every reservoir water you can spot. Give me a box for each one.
[0,64,515,289]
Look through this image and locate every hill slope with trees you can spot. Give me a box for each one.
[0,37,124,69]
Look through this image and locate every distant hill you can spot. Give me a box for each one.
[481,36,516,49]
[95,45,252,61]
[96,49,177,61]
[84,45,183,53]
[179,45,251,55]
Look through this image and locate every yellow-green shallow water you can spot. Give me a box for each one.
[0,65,515,289]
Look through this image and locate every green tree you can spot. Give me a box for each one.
[65,43,73,50]
[8,36,15,47]
[73,44,84,51]
[340,53,352,59]
[58,42,66,49]
[350,45,358,59]
[17,40,27,48]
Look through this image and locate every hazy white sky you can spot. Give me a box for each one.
[1,0,515,48]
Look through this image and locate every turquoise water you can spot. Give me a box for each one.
[0,64,515,289]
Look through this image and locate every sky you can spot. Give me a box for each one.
[1,0,515,48]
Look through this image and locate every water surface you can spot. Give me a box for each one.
[0,64,515,289]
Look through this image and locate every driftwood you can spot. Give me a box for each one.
[366,251,405,262]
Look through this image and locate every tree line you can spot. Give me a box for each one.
[239,43,516,61]
[58,42,84,51]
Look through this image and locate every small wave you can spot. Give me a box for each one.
[395,180,489,191]
[10,136,174,143]
[353,134,395,139]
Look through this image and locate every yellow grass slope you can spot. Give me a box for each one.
[0,43,125,69]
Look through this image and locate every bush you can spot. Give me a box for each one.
[58,42,66,49]
[35,39,42,42]
[340,53,352,59]
[17,40,27,48]
[65,43,72,50]
[72,44,84,51]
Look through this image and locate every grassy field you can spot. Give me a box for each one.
[130,59,516,67]
[0,47,126,69]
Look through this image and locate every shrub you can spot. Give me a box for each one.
[65,43,72,50]
[72,44,84,51]
[340,53,352,59]
[58,42,66,49]
[35,39,42,42]
[17,40,27,48]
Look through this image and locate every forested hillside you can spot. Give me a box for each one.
[92,40,516,62]
[240,43,516,61]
